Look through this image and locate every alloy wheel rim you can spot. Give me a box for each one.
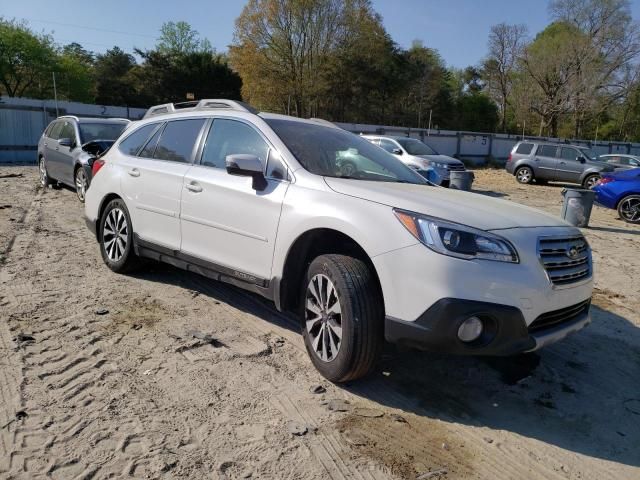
[620,197,640,222]
[305,274,343,362]
[586,176,599,189]
[517,169,531,182]
[75,169,87,200]
[39,159,47,186]
[103,208,128,262]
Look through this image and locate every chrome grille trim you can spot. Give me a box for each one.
[537,235,592,287]
[529,299,590,333]
[446,164,466,171]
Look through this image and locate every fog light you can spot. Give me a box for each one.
[458,316,483,342]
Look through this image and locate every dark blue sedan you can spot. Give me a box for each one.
[593,168,640,223]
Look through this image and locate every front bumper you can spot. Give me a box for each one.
[385,297,591,355]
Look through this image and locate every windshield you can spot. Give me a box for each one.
[79,123,128,143]
[397,138,437,156]
[265,119,426,184]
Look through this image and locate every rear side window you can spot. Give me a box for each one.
[200,119,269,169]
[515,143,534,154]
[59,122,77,142]
[153,119,206,163]
[537,145,558,157]
[44,122,57,137]
[118,123,159,156]
[139,125,164,158]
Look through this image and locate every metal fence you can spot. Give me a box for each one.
[335,122,640,166]
[0,96,146,164]
[2,95,640,165]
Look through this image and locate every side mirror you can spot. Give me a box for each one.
[576,156,586,163]
[392,148,403,155]
[58,138,73,148]
[226,154,266,190]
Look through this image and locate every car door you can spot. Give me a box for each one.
[55,121,79,185]
[44,121,64,179]
[533,144,559,180]
[179,118,289,283]
[556,147,584,183]
[119,118,206,252]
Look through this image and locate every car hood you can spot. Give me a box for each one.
[323,178,568,230]
[586,160,615,171]
[415,154,463,165]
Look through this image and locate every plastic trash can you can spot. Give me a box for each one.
[561,188,596,227]
[449,171,475,191]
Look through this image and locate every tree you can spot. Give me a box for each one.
[482,23,528,132]
[230,0,345,116]
[157,21,211,56]
[93,47,141,106]
[0,18,57,97]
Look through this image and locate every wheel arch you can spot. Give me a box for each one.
[95,193,124,241]
[277,228,384,318]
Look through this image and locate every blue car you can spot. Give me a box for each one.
[593,168,640,223]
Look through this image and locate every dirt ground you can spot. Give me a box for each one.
[0,166,639,480]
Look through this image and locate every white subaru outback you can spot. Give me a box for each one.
[84,100,593,382]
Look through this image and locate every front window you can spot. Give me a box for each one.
[396,138,437,156]
[79,123,128,143]
[265,119,426,184]
[578,148,598,161]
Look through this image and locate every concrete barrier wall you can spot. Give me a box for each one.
[0,96,146,164]
[2,96,639,165]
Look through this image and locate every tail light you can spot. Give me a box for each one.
[507,153,512,163]
[596,176,614,186]
[91,158,105,177]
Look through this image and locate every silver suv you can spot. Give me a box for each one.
[506,141,614,188]
[38,116,130,201]
[84,100,593,382]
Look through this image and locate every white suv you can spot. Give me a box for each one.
[84,100,593,382]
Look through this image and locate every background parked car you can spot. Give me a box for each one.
[593,168,640,223]
[597,154,640,171]
[362,135,465,186]
[38,116,130,201]
[506,141,614,188]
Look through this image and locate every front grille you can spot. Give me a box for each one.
[537,235,591,286]
[447,164,465,171]
[529,300,590,333]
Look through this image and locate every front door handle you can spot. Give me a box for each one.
[185,182,203,193]
[128,168,140,177]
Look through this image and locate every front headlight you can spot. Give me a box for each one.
[394,209,519,263]
[431,162,447,169]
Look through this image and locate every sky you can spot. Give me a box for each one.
[3,0,640,68]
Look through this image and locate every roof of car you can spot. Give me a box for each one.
[517,140,591,150]
[362,134,416,141]
[57,116,130,124]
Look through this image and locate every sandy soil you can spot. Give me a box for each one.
[0,166,638,480]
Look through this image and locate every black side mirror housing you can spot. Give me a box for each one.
[225,154,267,190]
[392,148,403,155]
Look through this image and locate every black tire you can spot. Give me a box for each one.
[38,156,50,188]
[74,166,88,203]
[301,254,383,383]
[99,198,140,273]
[617,194,640,224]
[582,174,600,189]
[515,166,534,184]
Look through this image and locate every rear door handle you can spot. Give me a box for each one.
[128,168,140,177]
[185,182,203,193]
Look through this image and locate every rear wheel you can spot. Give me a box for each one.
[617,195,640,224]
[99,199,139,273]
[74,167,88,202]
[515,166,534,184]
[583,174,600,189]
[302,254,383,383]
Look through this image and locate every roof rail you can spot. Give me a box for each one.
[58,115,79,121]
[143,99,258,119]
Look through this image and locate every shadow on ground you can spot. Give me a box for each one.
[133,263,640,468]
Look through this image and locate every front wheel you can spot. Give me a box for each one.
[99,199,139,273]
[39,157,50,188]
[302,254,383,383]
[583,174,600,189]
[75,167,88,202]
[515,166,534,184]
[618,195,640,224]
